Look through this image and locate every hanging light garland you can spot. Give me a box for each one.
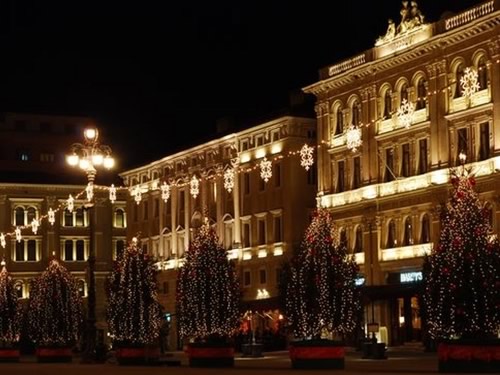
[161,182,170,202]
[397,98,415,129]
[190,175,200,199]
[259,157,272,183]
[48,208,55,226]
[109,184,117,203]
[460,67,480,98]
[300,144,315,171]
[223,168,235,193]
[346,124,362,152]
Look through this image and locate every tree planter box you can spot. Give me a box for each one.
[0,348,20,362]
[36,347,72,363]
[116,347,160,365]
[289,340,345,369]
[187,342,234,367]
[438,340,500,373]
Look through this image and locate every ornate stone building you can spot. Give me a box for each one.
[304,1,500,345]
[0,112,127,345]
[120,115,317,349]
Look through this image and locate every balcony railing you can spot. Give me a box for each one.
[381,243,432,261]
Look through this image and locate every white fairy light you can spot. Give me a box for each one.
[15,227,22,243]
[397,98,415,129]
[48,208,55,226]
[346,124,362,152]
[190,175,200,199]
[460,67,480,98]
[300,144,314,171]
[133,187,142,205]
[109,184,117,203]
[67,194,75,213]
[31,219,39,235]
[0,234,5,249]
[161,182,170,202]
[223,168,235,193]
[259,157,272,183]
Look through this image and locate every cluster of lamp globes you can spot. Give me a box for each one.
[65,128,115,172]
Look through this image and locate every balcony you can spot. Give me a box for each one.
[381,243,432,261]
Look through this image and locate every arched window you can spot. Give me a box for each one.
[354,226,363,253]
[387,220,396,248]
[478,56,488,91]
[335,108,344,135]
[400,83,409,104]
[352,101,361,126]
[416,78,427,110]
[421,214,430,244]
[27,207,36,224]
[115,209,125,228]
[384,90,392,119]
[455,63,465,98]
[403,217,413,246]
[15,207,25,226]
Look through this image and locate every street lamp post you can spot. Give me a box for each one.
[66,128,115,362]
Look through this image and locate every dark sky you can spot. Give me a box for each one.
[0,0,482,170]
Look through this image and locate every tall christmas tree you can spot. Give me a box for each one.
[107,238,162,346]
[176,220,240,340]
[28,259,83,347]
[423,168,500,339]
[0,261,20,346]
[285,208,360,340]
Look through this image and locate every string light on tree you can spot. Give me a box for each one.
[0,262,21,346]
[48,208,55,226]
[397,98,415,129]
[223,168,235,193]
[300,144,315,171]
[346,124,362,152]
[190,175,200,199]
[259,157,272,183]
[161,182,170,202]
[109,184,117,204]
[460,67,480,98]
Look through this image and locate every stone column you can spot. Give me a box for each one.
[232,159,242,248]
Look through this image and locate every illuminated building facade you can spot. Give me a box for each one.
[304,1,500,345]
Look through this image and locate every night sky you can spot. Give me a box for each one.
[0,0,482,170]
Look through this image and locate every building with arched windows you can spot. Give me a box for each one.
[304,1,500,345]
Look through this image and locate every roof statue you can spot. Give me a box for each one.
[376,1,426,46]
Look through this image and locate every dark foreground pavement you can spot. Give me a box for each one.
[0,348,485,375]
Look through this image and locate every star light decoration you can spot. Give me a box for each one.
[31,219,39,235]
[300,144,314,171]
[15,228,21,243]
[397,98,415,129]
[223,168,235,193]
[460,67,480,98]
[48,209,55,226]
[67,195,74,213]
[85,182,94,202]
[190,175,200,199]
[161,182,170,202]
[346,124,362,152]
[109,184,117,203]
[259,157,272,183]
[133,186,142,205]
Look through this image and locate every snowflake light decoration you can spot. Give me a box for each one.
[67,194,75,213]
[460,67,480,98]
[15,227,22,243]
[346,124,362,152]
[259,157,272,183]
[31,219,39,235]
[48,208,55,226]
[190,175,199,199]
[133,187,142,205]
[86,182,94,202]
[109,184,117,203]
[161,182,170,202]
[397,99,415,129]
[224,168,235,193]
[0,233,5,249]
[300,144,314,171]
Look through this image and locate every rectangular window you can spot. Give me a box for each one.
[457,128,468,162]
[272,131,280,142]
[418,139,428,174]
[274,216,282,243]
[244,270,251,287]
[274,162,281,188]
[75,209,84,227]
[385,148,395,182]
[65,210,73,227]
[259,269,267,284]
[353,157,361,189]
[243,222,251,248]
[16,241,24,261]
[479,122,490,161]
[402,143,410,177]
[241,140,249,151]
[258,219,266,245]
[256,135,264,147]
[27,240,37,261]
[65,240,73,261]
[337,161,345,192]
[76,240,85,261]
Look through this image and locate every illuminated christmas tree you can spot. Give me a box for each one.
[0,262,20,346]
[285,208,360,340]
[28,259,82,347]
[176,221,240,340]
[107,239,162,346]
[423,168,500,339]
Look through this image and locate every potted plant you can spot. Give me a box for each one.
[0,261,21,362]
[423,168,500,373]
[28,259,82,362]
[107,238,162,365]
[284,209,360,369]
[176,220,240,367]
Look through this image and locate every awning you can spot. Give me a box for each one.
[360,283,423,301]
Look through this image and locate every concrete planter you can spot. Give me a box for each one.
[187,342,234,368]
[289,339,345,369]
[438,340,500,373]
